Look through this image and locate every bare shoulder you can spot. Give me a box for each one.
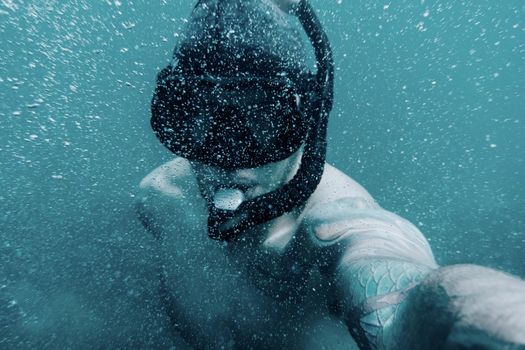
[305,163,378,213]
[139,157,196,198]
[136,158,206,237]
[302,163,380,242]
[302,164,436,267]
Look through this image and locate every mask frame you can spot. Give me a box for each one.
[152,72,313,170]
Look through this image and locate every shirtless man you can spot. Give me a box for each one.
[136,0,525,349]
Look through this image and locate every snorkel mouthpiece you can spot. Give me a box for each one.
[213,188,245,211]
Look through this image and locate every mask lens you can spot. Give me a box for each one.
[221,79,299,146]
[162,76,306,168]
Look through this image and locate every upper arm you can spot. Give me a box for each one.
[302,197,438,349]
[304,197,437,268]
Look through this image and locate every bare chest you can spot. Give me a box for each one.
[158,222,356,349]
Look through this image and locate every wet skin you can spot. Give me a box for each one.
[137,153,525,350]
[137,153,432,349]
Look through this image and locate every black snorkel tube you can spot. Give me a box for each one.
[208,0,334,241]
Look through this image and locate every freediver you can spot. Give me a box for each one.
[136,0,525,349]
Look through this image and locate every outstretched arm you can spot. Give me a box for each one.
[304,197,525,349]
[391,264,525,349]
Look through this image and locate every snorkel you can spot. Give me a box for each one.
[207,0,334,240]
[151,0,334,241]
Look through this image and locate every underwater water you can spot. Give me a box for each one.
[0,0,523,347]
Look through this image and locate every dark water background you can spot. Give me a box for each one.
[1,0,523,347]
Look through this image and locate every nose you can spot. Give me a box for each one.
[202,166,257,190]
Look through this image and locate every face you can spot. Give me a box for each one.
[192,148,303,209]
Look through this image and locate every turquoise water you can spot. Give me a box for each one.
[1,0,523,347]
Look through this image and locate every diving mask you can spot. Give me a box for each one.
[151,0,334,241]
[152,73,310,170]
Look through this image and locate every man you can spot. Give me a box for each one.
[137,0,525,349]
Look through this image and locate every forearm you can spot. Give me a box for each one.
[337,262,525,350]
[303,197,438,348]
[388,264,525,350]
[334,258,435,350]
[303,197,523,348]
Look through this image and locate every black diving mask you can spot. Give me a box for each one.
[152,73,310,170]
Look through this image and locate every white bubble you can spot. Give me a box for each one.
[122,22,136,30]
[416,22,426,32]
